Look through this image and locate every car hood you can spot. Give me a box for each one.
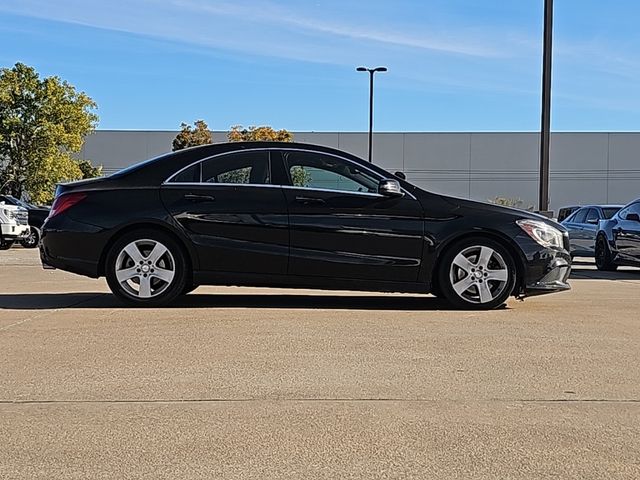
[437,194,567,231]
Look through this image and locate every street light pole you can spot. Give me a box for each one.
[357,66,387,163]
[539,0,554,213]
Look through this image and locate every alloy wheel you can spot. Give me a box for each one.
[449,245,509,304]
[115,239,176,299]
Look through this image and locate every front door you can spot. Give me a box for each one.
[275,149,424,282]
[160,150,289,275]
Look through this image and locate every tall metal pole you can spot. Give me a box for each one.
[357,66,387,163]
[539,0,554,213]
[368,71,374,163]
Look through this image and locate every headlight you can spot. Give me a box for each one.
[516,219,564,249]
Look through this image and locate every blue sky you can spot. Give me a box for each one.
[1,0,639,131]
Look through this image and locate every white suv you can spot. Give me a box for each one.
[0,200,30,250]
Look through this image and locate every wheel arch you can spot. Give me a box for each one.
[98,221,196,282]
[430,229,527,296]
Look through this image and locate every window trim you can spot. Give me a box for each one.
[163,147,415,199]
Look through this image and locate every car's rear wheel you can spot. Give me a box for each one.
[20,227,40,248]
[438,237,516,310]
[595,236,618,271]
[105,229,188,306]
[0,238,14,250]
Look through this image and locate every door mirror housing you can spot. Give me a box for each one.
[378,179,404,197]
[626,212,640,222]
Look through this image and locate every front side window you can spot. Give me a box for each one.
[585,208,599,223]
[624,202,640,219]
[571,208,588,224]
[282,151,379,194]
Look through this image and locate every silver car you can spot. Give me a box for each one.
[562,205,623,257]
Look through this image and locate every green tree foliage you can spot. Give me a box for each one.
[0,63,99,204]
[227,124,309,185]
[77,159,103,179]
[489,196,534,212]
[172,120,212,151]
[227,125,293,143]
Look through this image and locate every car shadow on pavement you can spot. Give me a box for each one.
[570,265,640,281]
[0,292,498,311]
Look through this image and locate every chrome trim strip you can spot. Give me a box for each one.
[162,146,415,199]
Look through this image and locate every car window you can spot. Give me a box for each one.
[602,207,620,219]
[201,151,270,185]
[624,202,640,219]
[571,208,588,224]
[585,208,599,223]
[170,163,201,183]
[282,150,380,193]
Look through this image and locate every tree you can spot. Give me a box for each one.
[77,159,103,179]
[172,120,212,151]
[227,125,293,143]
[0,63,98,204]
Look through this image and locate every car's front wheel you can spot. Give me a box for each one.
[438,237,517,310]
[105,229,188,306]
[595,236,618,271]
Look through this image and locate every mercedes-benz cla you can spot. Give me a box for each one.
[40,142,571,309]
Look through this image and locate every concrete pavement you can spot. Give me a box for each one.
[1,249,639,479]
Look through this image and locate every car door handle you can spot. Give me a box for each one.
[295,196,325,205]
[184,194,215,202]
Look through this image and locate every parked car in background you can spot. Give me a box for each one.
[561,205,623,257]
[40,142,572,310]
[557,205,580,223]
[0,199,30,250]
[595,199,640,271]
[0,195,50,248]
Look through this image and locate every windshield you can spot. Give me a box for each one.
[602,207,621,219]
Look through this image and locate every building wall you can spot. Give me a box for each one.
[80,131,640,212]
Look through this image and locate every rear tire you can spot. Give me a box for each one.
[105,229,188,307]
[437,237,517,310]
[595,236,618,271]
[20,227,40,248]
[0,238,14,250]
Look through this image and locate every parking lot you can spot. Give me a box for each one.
[0,247,639,479]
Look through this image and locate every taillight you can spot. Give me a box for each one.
[48,192,87,219]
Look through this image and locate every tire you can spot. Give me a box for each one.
[0,238,14,250]
[105,229,188,307]
[20,227,40,248]
[595,236,618,271]
[437,237,517,310]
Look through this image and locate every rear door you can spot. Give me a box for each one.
[160,150,289,275]
[275,149,424,282]
[564,208,588,254]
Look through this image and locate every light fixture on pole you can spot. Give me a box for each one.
[356,66,387,163]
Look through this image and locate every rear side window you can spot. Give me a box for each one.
[170,163,201,183]
[201,151,270,185]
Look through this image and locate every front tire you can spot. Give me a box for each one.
[0,238,14,250]
[438,237,517,310]
[595,236,618,271]
[105,229,188,307]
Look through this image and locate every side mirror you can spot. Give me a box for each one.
[378,178,403,197]
[626,213,640,222]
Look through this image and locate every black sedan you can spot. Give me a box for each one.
[40,142,571,309]
[595,198,640,271]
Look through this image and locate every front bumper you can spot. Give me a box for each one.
[523,256,571,297]
[1,223,31,239]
